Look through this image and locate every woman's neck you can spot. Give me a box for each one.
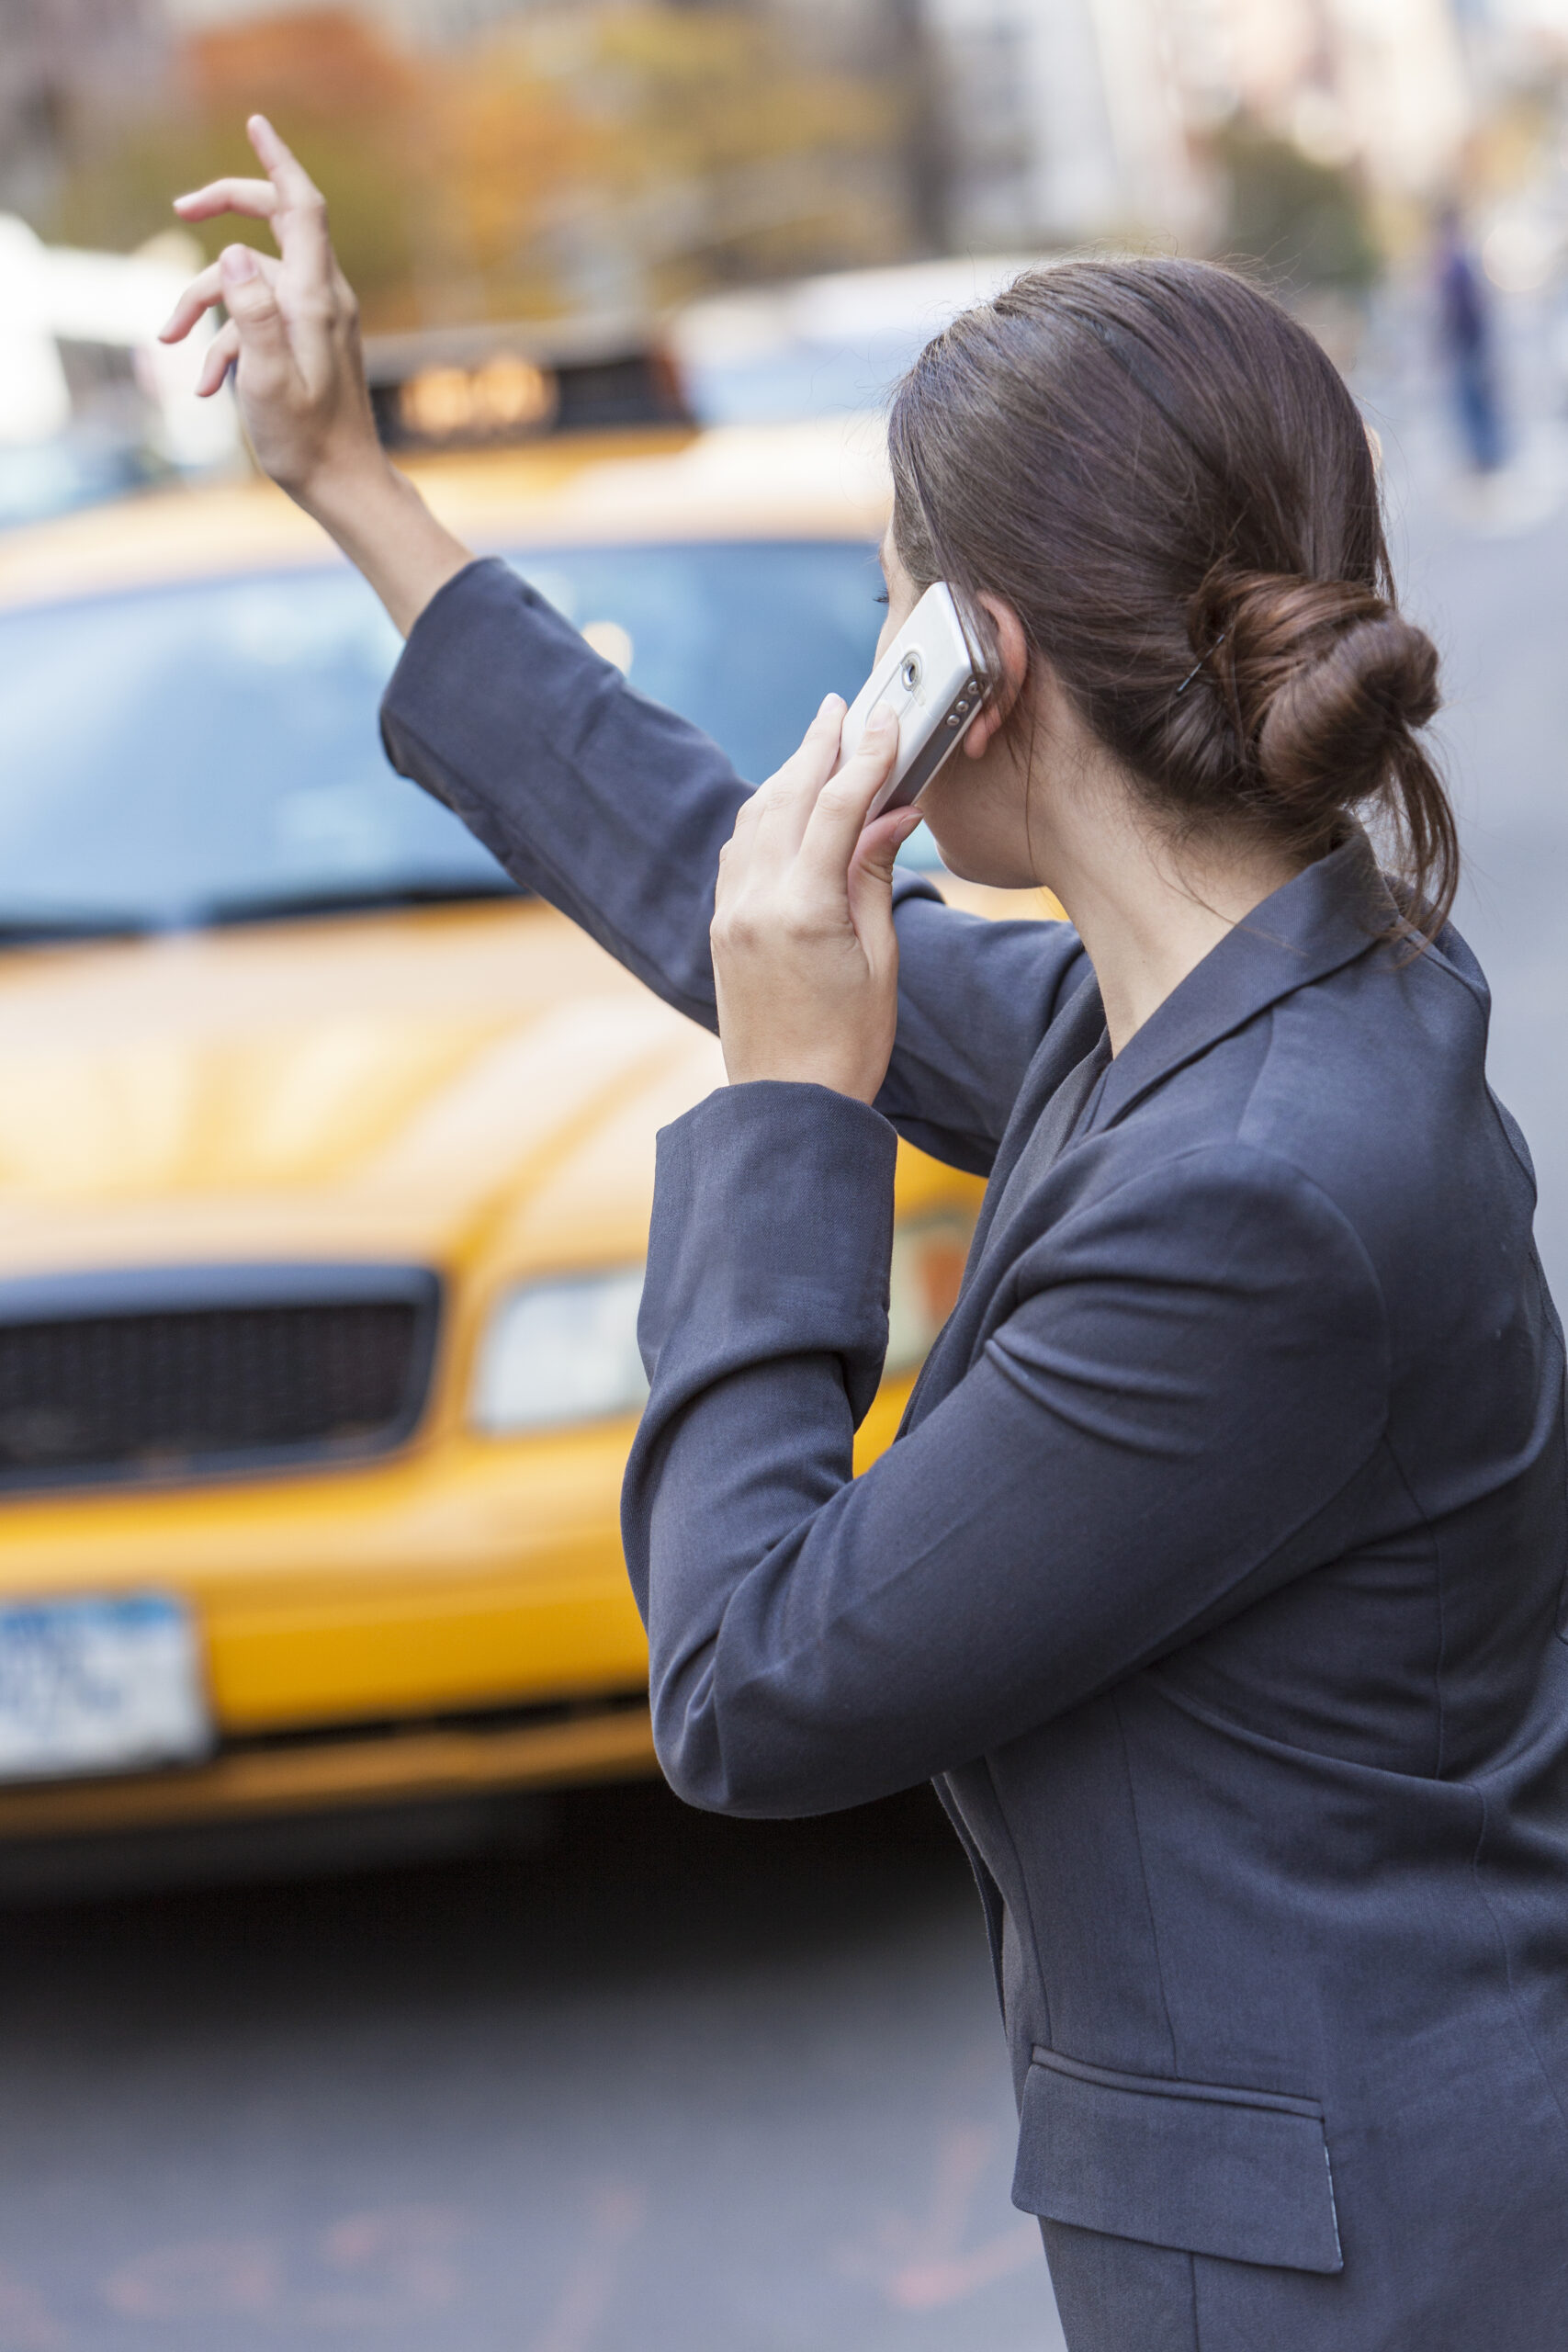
[1040,774,1303,1057]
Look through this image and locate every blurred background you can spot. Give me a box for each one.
[2,5,1567,2350]
[13,0,1568,455]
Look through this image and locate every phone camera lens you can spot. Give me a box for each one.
[900,653,922,691]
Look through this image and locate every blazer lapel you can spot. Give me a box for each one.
[966,974,1109,1267]
[898,974,1107,1431]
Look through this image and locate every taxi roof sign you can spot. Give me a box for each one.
[364,316,691,451]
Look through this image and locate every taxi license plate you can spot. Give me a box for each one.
[0,1595,211,1781]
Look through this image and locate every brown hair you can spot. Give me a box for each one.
[887,256,1455,938]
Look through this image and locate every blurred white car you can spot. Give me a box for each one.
[670,253,1054,425]
[0,216,240,529]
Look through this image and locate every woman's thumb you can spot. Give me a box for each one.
[851,806,923,901]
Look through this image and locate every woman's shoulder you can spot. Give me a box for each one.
[1185,934,1531,1329]
[1239,929,1502,1196]
[1032,923,1524,1319]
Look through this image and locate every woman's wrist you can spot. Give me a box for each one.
[294,449,475,638]
[291,440,405,545]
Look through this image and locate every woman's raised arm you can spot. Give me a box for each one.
[163,117,1090,1171]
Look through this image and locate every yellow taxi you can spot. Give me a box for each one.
[0,367,1051,1877]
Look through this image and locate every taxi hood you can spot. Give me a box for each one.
[0,899,721,1282]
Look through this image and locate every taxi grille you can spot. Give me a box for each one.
[0,1265,440,1489]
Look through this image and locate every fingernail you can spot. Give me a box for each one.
[220,243,257,285]
[818,693,843,718]
[868,705,897,732]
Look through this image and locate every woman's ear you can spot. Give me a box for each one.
[964,594,1029,758]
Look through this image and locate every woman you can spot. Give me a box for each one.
[164,120,1568,2351]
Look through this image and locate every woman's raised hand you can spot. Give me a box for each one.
[711,700,921,1104]
[159,114,378,502]
[159,116,472,635]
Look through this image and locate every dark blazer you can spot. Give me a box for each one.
[384,559,1568,2352]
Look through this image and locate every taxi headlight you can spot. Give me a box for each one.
[886,1214,972,1376]
[471,1269,649,1433]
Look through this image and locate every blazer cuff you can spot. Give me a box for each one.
[640,1081,899,1428]
[379,556,509,765]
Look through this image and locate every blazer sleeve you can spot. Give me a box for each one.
[378,557,1091,1175]
[622,1082,1392,1818]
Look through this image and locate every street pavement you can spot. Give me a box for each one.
[0,1786,1060,2352]
[1,366,1564,2352]
[1371,334,1568,1304]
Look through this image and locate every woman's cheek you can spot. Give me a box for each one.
[919,763,990,882]
[920,755,1033,889]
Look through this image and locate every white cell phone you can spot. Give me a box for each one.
[835,581,987,821]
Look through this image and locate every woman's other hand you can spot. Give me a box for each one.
[711,700,921,1103]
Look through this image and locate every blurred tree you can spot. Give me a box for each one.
[446,5,909,314]
[1213,117,1380,297]
[51,11,429,325]
[46,1,912,332]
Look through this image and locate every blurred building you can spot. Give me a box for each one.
[914,0,1472,250]
[152,0,1204,254]
[1196,0,1472,202]
[916,0,1201,246]
[0,0,167,216]
[8,0,1486,341]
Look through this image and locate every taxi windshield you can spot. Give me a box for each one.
[0,539,897,938]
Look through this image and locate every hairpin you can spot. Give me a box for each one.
[1175,628,1227,697]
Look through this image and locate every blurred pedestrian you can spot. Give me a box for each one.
[164,119,1568,2352]
[1436,203,1504,471]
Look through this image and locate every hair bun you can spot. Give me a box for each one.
[1200,571,1439,833]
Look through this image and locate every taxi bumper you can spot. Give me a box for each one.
[0,1376,914,1840]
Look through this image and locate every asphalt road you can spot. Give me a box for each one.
[2,362,1565,2352]
[0,1786,1057,2352]
[1375,348,1568,1303]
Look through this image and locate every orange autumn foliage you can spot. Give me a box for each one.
[186,10,420,121]
[51,3,912,333]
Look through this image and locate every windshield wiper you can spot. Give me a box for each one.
[0,879,528,946]
[0,911,156,944]
[191,878,527,928]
